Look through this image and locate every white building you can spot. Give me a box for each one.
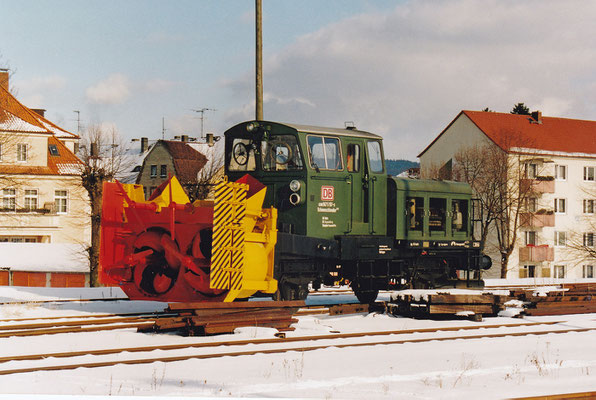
[419,110,596,279]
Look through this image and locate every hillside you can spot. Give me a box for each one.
[385,159,419,176]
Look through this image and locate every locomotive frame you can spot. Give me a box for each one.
[224,121,491,303]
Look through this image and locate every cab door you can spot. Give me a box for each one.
[305,135,351,239]
[344,140,367,234]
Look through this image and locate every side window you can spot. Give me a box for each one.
[347,144,360,172]
[307,136,342,170]
[367,141,383,173]
[452,199,468,233]
[407,196,423,232]
[429,198,446,232]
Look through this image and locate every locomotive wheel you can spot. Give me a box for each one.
[274,281,309,301]
[353,289,379,304]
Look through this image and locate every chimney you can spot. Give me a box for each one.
[0,69,8,91]
[181,135,189,142]
[31,109,46,118]
[531,110,542,124]
[140,137,149,154]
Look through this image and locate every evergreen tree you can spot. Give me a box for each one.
[511,103,530,115]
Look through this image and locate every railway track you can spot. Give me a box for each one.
[0,319,592,376]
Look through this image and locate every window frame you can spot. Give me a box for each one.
[583,265,594,279]
[306,135,343,171]
[554,231,567,247]
[554,164,567,180]
[554,265,565,279]
[2,188,16,212]
[150,164,157,178]
[525,231,536,246]
[584,232,594,247]
[17,143,27,162]
[554,198,566,214]
[584,199,595,214]
[160,165,167,178]
[54,190,68,214]
[584,166,595,181]
[366,140,384,173]
[24,189,38,211]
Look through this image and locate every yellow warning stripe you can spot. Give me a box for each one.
[210,179,247,291]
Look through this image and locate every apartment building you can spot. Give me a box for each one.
[419,110,596,279]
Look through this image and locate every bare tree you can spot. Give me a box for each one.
[78,124,132,286]
[186,143,224,202]
[450,133,543,278]
[565,184,596,264]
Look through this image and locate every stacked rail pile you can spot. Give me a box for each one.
[519,283,596,316]
[141,301,304,335]
[388,293,506,319]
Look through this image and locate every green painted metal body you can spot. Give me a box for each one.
[389,177,474,242]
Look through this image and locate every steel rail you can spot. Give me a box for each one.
[0,320,567,364]
[0,324,593,376]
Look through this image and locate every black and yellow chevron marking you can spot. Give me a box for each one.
[210,179,247,291]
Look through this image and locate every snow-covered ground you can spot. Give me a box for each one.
[0,286,595,399]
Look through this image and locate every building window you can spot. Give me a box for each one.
[584,199,595,214]
[554,265,565,279]
[554,164,567,180]
[554,198,566,214]
[584,233,594,247]
[150,165,157,178]
[17,144,27,162]
[525,231,536,246]
[554,231,567,247]
[24,189,38,211]
[526,198,537,213]
[54,190,68,214]
[583,265,594,278]
[585,166,595,181]
[522,265,536,278]
[160,165,167,178]
[525,163,538,179]
[2,188,16,211]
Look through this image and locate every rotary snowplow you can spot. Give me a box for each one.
[99,175,278,302]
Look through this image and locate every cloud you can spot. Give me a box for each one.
[86,73,131,105]
[222,0,596,159]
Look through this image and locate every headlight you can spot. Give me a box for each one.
[289,180,301,192]
[289,193,301,206]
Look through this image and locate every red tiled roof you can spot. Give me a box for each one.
[0,84,77,138]
[419,110,596,157]
[161,140,208,184]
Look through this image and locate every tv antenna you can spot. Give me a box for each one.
[191,108,216,138]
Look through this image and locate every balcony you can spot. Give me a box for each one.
[520,177,555,194]
[520,212,555,228]
[519,245,554,262]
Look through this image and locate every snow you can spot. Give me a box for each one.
[0,243,89,272]
[0,286,595,399]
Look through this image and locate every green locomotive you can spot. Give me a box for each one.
[225,121,491,303]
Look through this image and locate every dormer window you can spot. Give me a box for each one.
[17,144,27,162]
[49,144,60,156]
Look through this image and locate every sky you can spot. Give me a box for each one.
[2,0,596,160]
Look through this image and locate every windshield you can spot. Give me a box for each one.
[261,135,304,171]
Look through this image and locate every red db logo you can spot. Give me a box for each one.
[321,186,334,201]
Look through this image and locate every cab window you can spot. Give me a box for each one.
[307,136,342,170]
[261,135,303,171]
[407,196,423,231]
[367,141,383,173]
[429,198,446,232]
[347,144,360,172]
[229,138,256,171]
[452,199,468,233]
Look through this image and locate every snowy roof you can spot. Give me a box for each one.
[0,243,89,272]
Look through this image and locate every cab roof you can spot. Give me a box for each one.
[226,120,383,140]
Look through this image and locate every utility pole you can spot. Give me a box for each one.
[73,110,81,134]
[255,0,263,121]
[191,108,216,138]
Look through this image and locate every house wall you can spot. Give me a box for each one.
[419,114,493,178]
[0,174,90,244]
[136,142,176,199]
[0,133,49,167]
